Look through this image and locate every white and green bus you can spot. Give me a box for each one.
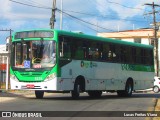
[10,29,154,99]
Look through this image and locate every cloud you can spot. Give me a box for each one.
[0,1,12,18]
[0,0,159,36]
[0,0,51,21]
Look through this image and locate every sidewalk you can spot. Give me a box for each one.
[0,90,35,102]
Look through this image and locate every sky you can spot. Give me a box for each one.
[0,0,160,44]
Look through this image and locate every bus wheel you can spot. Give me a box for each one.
[117,80,133,97]
[35,91,44,99]
[124,80,133,97]
[153,86,159,93]
[71,81,80,99]
[88,91,102,98]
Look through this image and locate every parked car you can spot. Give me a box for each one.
[153,77,160,93]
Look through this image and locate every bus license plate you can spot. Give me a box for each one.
[26,84,35,89]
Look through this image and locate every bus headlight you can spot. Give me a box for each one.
[45,73,56,82]
[10,74,19,82]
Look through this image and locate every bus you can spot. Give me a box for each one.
[10,29,154,99]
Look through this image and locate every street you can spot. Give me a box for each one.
[0,92,159,120]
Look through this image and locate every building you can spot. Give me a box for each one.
[97,28,160,45]
[0,45,8,89]
[0,45,7,70]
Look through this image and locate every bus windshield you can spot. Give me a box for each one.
[12,40,56,69]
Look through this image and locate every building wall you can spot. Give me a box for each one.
[0,45,7,53]
[0,45,7,70]
[121,38,134,43]
[141,38,150,45]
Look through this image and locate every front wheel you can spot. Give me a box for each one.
[153,86,159,93]
[35,91,44,99]
[71,82,80,99]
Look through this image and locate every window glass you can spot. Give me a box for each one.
[59,37,71,59]
[120,46,127,63]
[12,41,56,69]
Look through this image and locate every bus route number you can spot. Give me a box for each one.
[35,77,42,81]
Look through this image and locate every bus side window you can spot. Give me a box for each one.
[149,50,154,65]
[136,48,141,64]
[88,42,99,60]
[131,47,136,64]
[75,47,84,59]
[59,37,71,59]
[101,43,109,61]
[141,49,147,64]
[108,44,117,62]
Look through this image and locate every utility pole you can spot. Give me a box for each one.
[60,0,63,30]
[50,0,56,29]
[144,2,160,76]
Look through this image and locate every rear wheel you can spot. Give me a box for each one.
[88,91,102,98]
[35,91,44,99]
[153,86,159,93]
[117,80,133,97]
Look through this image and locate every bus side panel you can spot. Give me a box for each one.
[59,60,154,91]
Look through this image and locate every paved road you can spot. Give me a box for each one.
[0,92,159,120]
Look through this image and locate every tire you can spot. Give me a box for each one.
[88,91,102,98]
[153,86,159,93]
[35,91,44,99]
[117,80,133,97]
[124,81,133,97]
[71,81,80,99]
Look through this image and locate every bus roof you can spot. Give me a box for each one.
[55,29,153,49]
[13,29,153,49]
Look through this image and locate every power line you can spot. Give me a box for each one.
[9,0,51,9]
[63,9,148,23]
[57,10,99,32]
[9,0,148,23]
[57,9,114,32]
[57,9,139,38]
[26,0,50,8]
[105,0,144,11]
[8,0,150,37]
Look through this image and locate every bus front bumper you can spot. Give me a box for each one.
[10,77,58,91]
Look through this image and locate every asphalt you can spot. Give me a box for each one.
[0,90,160,119]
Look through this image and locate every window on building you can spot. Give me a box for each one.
[134,38,141,43]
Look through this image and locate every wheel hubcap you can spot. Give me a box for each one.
[154,87,159,92]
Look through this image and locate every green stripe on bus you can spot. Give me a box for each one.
[121,64,154,72]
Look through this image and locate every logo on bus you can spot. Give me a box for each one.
[121,64,135,71]
[81,61,97,68]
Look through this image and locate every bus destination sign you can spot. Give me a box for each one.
[15,31,54,39]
